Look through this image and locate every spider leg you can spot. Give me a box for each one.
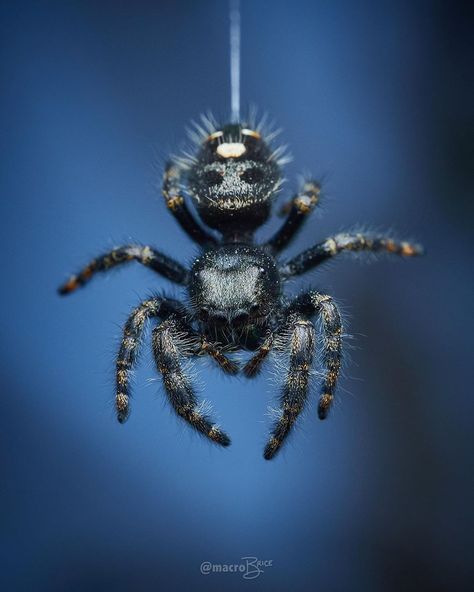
[263,316,315,460]
[287,291,343,419]
[163,162,218,247]
[115,297,179,423]
[263,291,343,459]
[58,245,188,295]
[265,180,321,253]
[280,232,424,277]
[152,319,231,447]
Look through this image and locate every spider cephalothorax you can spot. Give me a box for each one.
[190,245,280,330]
[59,113,423,460]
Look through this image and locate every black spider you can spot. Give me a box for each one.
[59,116,423,460]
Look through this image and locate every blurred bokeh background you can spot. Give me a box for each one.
[1,1,473,590]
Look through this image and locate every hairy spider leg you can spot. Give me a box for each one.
[116,298,177,422]
[287,292,344,420]
[243,291,343,459]
[266,180,322,253]
[263,316,316,460]
[116,298,237,425]
[162,162,218,247]
[152,318,231,446]
[280,232,424,277]
[58,245,188,295]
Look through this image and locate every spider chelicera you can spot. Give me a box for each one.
[59,115,423,459]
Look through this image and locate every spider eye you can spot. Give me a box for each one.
[203,170,224,186]
[241,167,264,184]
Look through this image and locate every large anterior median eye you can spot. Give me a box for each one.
[203,169,224,186]
[241,167,264,184]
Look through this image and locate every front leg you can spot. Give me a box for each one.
[263,316,316,460]
[152,319,231,446]
[244,291,343,459]
[116,298,237,426]
[162,162,218,247]
[280,232,424,277]
[58,245,188,294]
[265,180,321,253]
[287,292,343,419]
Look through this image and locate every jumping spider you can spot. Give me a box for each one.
[59,116,423,460]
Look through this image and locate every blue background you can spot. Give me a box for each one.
[1,1,473,590]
